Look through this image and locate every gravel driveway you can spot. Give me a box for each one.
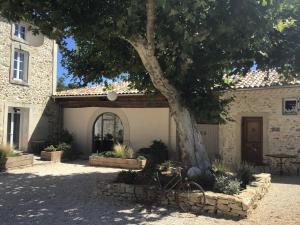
[0,161,299,225]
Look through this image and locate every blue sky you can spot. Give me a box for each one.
[57,37,75,83]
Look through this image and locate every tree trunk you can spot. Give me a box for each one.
[124,0,210,173]
[172,102,210,171]
[128,38,211,172]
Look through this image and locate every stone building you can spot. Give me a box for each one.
[0,18,58,152]
[219,70,300,164]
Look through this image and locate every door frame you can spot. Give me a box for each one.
[7,107,22,150]
[234,113,269,164]
[241,117,263,164]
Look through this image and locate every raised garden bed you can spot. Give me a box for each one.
[41,151,62,163]
[97,173,271,218]
[0,154,34,171]
[89,155,146,169]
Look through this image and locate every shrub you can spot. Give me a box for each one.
[113,143,127,158]
[103,151,116,158]
[44,145,57,152]
[138,140,169,172]
[125,146,135,159]
[158,160,178,172]
[234,162,255,188]
[136,155,146,160]
[212,159,232,176]
[192,170,216,190]
[60,130,74,144]
[0,145,20,158]
[114,170,137,184]
[57,142,76,160]
[214,175,241,195]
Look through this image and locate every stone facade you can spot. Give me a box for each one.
[219,86,300,164]
[97,173,271,218]
[0,17,59,152]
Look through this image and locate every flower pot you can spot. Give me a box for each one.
[41,151,62,163]
[89,156,146,169]
[0,154,33,171]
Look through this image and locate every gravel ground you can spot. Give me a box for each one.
[0,161,300,225]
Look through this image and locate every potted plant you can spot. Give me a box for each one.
[41,145,62,162]
[89,144,147,169]
[0,144,33,171]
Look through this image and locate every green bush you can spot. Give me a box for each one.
[114,170,138,184]
[60,130,74,144]
[44,145,57,152]
[0,144,20,158]
[136,155,146,160]
[57,142,76,160]
[138,140,169,172]
[212,159,232,176]
[158,160,179,172]
[214,175,241,195]
[234,162,255,188]
[113,144,135,159]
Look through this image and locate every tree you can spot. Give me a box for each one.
[1,0,299,172]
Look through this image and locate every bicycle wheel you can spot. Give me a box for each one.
[175,181,206,212]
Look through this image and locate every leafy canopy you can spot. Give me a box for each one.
[1,0,300,121]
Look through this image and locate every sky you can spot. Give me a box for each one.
[57,37,75,83]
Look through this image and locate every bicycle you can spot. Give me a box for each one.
[134,167,206,212]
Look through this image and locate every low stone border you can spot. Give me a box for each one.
[89,156,146,169]
[97,173,271,218]
[0,154,34,171]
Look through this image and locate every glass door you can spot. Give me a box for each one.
[7,108,21,150]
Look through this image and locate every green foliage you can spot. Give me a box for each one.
[214,175,241,195]
[44,145,57,152]
[1,1,299,123]
[60,130,73,145]
[57,142,76,160]
[114,170,138,184]
[138,140,169,171]
[234,162,256,188]
[212,159,232,176]
[113,144,135,159]
[158,160,178,172]
[136,155,146,160]
[0,144,20,158]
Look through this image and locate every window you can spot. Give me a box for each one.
[13,49,28,82]
[283,98,298,115]
[93,113,124,153]
[14,24,26,40]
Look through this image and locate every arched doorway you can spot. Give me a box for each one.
[93,112,124,153]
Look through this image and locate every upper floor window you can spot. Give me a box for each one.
[13,49,28,82]
[14,24,26,40]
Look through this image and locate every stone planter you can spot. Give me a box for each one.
[41,151,62,163]
[97,173,271,219]
[89,156,146,169]
[0,154,34,171]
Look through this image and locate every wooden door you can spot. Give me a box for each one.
[242,117,263,165]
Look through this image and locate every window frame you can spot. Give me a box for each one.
[14,24,26,40]
[10,44,31,86]
[282,98,299,115]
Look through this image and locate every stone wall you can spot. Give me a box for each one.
[97,173,271,218]
[219,87,300,164]
[0,17,59,150]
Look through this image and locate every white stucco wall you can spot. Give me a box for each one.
[63,107,177,157]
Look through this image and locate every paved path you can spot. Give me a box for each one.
[0,161,299,225]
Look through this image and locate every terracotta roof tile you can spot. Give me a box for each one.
[54,71,300,97]
[54,82,143,97]
[233,70,300,89]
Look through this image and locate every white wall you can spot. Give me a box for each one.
[63,107,177,156]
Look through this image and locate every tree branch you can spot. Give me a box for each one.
[146,0,155,53]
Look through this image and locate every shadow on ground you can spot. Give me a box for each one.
[0,169,181,225]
